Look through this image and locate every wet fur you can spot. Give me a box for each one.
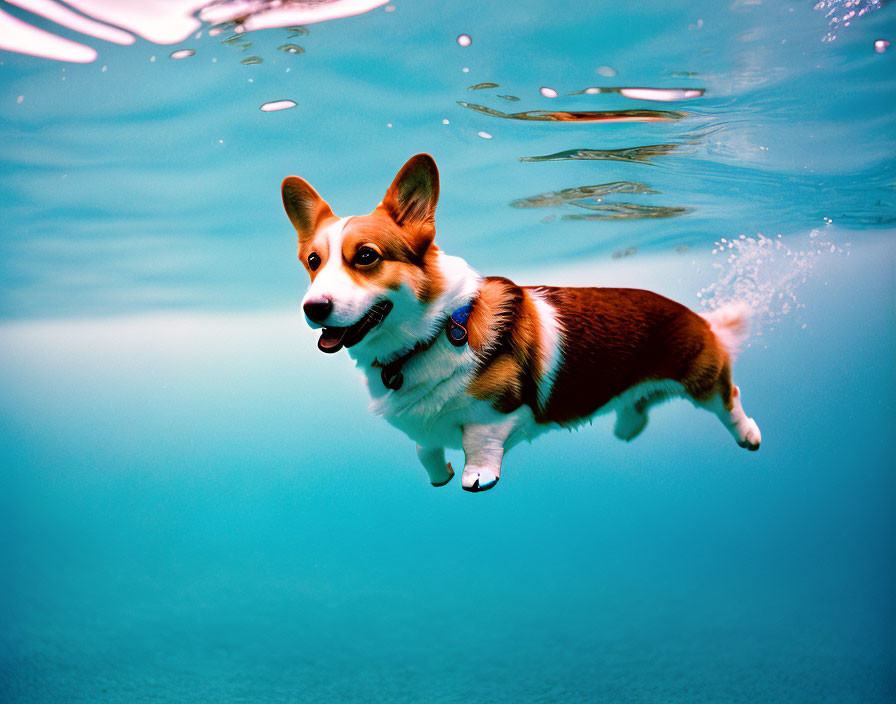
[282,154,761,493]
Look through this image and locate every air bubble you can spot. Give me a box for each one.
[874,39,889,52]
[540,87,558,98]
[278,44,305,54]
[595,65,617,77]
[477,131,493,139]
[259,100,297,112]
[241,56,263,65]
[698,231,849,334]
[457,34,472,47]
[170,49,195,60]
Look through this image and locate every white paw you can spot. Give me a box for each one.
[461,467,499,493]
[737,418,761,451]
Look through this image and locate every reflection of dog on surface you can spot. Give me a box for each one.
[282,154,761,493]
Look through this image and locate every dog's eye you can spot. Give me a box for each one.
[307,252,321,271]
[353,246,381,267]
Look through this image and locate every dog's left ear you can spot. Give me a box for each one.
[282,176,335,243]
[381,154,439,247]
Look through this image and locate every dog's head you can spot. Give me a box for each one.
[282,154,445,359]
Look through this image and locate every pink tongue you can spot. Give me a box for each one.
[319,327,347,350]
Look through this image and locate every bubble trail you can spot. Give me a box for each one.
[697,231,849,334]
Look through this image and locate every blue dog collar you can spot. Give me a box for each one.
[446,301,473,347]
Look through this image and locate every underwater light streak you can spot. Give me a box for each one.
[568,86,705,101]
[0,0,388,62]
[0,7,96,62]
[6,0,134,45]
[199,0,388,33]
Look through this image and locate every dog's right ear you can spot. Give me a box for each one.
[282,176,335,242]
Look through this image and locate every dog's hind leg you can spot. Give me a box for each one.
[613,402,648,442]
[613,385,680,442]
[416,445,455,487]
[701,383,761,451]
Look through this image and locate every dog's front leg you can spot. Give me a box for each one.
[460,413,523,493]
[416,445,455,487]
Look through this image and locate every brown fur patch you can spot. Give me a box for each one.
[536,286,729,425]
[464,281,732,423]
[337,212,445,303]
[467,353,523,409]
[466,277,540,414]
[467,278,515,353]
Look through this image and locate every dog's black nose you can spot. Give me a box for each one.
[303,298,333,324]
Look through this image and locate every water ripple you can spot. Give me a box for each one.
[519,143,688,163]
[457,101,687,123]
[563,204,691,220]
[510,182,658,208]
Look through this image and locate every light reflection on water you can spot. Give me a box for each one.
[1,0,892,320]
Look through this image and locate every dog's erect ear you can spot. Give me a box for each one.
[381,154,439,232]
[282,176,335,242]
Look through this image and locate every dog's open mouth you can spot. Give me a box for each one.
[317,300,393,354]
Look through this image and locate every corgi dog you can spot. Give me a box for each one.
[282,154,761,492]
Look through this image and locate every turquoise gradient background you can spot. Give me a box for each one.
[1,1,894,701]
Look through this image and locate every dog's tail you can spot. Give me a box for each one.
[700,302,752,362]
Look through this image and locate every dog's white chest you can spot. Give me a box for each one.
[360,339,484,449]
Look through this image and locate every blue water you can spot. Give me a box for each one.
[1,1,895,702]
